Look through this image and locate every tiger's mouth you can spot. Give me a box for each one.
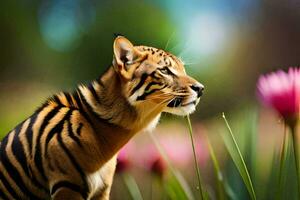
[167,97,183,107]
[167,97,197,108]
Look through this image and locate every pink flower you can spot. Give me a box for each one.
[118,141,167,177]
[116,141,135,173]
[136,136,192,169]
[116,148,130,173]
[117,124,209,176]
[135,132,207,170]
[257,67,300,121]
[149,156,166,178]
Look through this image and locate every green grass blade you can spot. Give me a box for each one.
[148,131,194,200]
[206,135,226,200]
[186,115,205,200]
[243,110,257,182]
[264,151,280,200]
[224,180,239,200]
[222,113,257,200]
[291,124,300,198]
[164,172,191,200]
[122,173,144,200]
[277,125,289,199]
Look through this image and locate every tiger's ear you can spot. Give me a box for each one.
[113,36,143,80]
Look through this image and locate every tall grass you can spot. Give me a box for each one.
[222,113,257,200]
[122,173,144,200]
[186,115,205,200]
[116,110,299,199]
[206,135,226,200]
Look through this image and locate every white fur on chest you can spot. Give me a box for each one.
[86,156,116,199]
[144,114,161,132]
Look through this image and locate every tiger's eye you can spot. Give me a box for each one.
[160,68,169,75]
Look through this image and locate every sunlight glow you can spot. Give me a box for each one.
[186,12,229,56]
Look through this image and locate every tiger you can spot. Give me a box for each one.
[0,35,204,200]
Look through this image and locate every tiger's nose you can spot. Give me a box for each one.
[190,84,204,98]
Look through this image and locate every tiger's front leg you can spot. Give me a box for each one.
[49,175,89,200]
[51,187,85,200]
[49,156,117,200]
[90,156,117,200]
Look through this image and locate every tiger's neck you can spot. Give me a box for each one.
[78,67,162,132]
[50,66,161,162]
[54,67,161,161]
[78,67,138,129]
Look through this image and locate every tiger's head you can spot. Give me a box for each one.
[112,36,204,117]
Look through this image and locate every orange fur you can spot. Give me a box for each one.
[0,36,204,199]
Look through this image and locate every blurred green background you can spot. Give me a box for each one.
[1,0,300,199]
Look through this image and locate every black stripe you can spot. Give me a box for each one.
[144,82,161,92]
[78,89,113,122]
[53,95,63,106]
[0,133,41,199]
[0,170,19,199]
[34,106,61,182]
[73,91,95,126]
[150,71,162,80]
[88,84,101,104]
[44,109,74,158]
[76,123,83,136]
[12,123,48,192]
[12,125,27,171]
[26,114,38,158]
[131,73,148,95]
[67,120,82,147]
[56,133,88,198]
[51,181,84,197]
[63,92,73,106]
[137,86,167,101]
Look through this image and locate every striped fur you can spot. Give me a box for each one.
[0,36,204,199]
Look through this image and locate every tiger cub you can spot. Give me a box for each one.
[0,36,204,200]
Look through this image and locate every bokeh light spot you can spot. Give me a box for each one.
[186,12,229,56]
[38,0,95,52]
